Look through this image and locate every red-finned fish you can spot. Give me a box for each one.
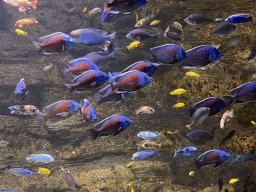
[8,105,38,115]
[4,0,37,13]
[220,109,234,129]
[15,18,38,27]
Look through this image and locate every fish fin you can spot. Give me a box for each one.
[112,74,125,84]
[142,51,153,61]
[31,0,37,9]
[37,111,46,128]
[25,91,29,95]
[175,61,185,71]
[135,109,140,115]
[63,62,70,75]
[247,15,253,21]
[98,85,111,95]
[194,126,199,129]
[108,72,114,82]
[194,160,202,169]
[32,41,41,54]
[64,84,75,94]
[95,115,117,129]
[112,72,121,76]
[95,94,103,105]
[108,31,116,44]
[174,150,177,158]
[215,18,225,23]
[5,168,10,175]
[113,128,123,136]
[214,161,223,169]
[108,50,115,58]
[56,112,70,116]
[90,82,96,87]
[229,109,234,118]
[186,124,192,130]
[223,96,235,108]
[88,129,99,140]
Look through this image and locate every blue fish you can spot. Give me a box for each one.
[14,78,29,102]
[189,97,226,117]
[216,14,253,23]
[175,45,222,70]
[26,154,54,163]
[195,150,232,169]
[80,99,97,122]
[137,131,160,140]
[132,149,159,161]
[174,146,198,158]
[247,49,256,61]
[104,0,147,14]
[187,130,213,140]
[101,10,124,22]
[223,82,256,107]
[236,154,255,162]
[5,168,33,176]
[84,50,115,66]
[0,190,14,192]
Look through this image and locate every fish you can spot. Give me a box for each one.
[189,97,226,117]
[64,172,76,191]
[139,140,161,150]
[38,167,50,175]
[189,171,195,176]
[95,85,130,105]
[43,64,53,71]
[219,129,235,145]
[223,82,256,107]
[135,106,155,115]
[186,107,210,130]
[175,45,222,70]
[150,20,161,25]
[26,154,54,163]
[143,44,187,64]
[208,21,237,37]
[194,150,232,169]
[4,0,37,13]
[84,50,115,66]
[247,49,256,61]
[135,11,138,22]
[32,32,75,54]
[89,7,101,16]
[172,103,185,109]
[135,15,154,27]
[14,78,29,102]
[15,29,27,35]
[164,22,183,40]
[0,190,14,192]
[170,88,186,95]
[88,115,132,140]
[216,14,253,23]
[101,9,123,22]
[127,41,141,50]
[174,146,197,157]
[126,28,158,41]
[187,130,213,140]
[63,58,99,75]
[104,0,147,14]
[170,0,187,4]
[36,100,81,128]
[220,110,234,129]
[137,131,160,140]
[186,72,200,77]
[127,161,135,168]
[132,149,159,161]
[251,121,256,125]
[167,131,174,134]
[229,178,239,184]
[236,154,255,162]
[5,168,32,177]
[83,7,87,12]
[15,18,38,27]
[8,105,38,115]
[0,141,9,147]
[110,70,152,93]
[80,99,97,123]
[184,13,213,25]
[226,38,242,47]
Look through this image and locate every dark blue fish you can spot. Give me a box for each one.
[208,21,236,37]
[184,13,213,25]
[104,0,147,14]
[236,154,255,162]
[189,97,226,117]
[5,168,33,176]
[126,28,157,41]
[174,146,197,157]
[187,130,213,140]
[223,82,256,106]
[247,49,256,61]
[143,44,187,64]
[176,45,222,70]
[132,149,159,161]
[216,14,253,23]
[101,10,126,22]
[14,78,29,102]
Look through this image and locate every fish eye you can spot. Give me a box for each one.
[92,66,95,69]
[100,75,104,78]
[125,120,128,123]
[144,77,147,80]
[32,109,35,112]
[71,104,75,108]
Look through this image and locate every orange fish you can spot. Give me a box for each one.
[4,0,37,13]
[15,18,38,27]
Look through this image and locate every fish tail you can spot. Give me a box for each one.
[26,157,32,162]
[175,61,185,71]
[63,62,70,76]
[155,149,160,156]
[37,111,46,128]
[5,168,10,175]
[186,124,192,130]
[194,159,202,169]
[215,18,225,23]
[31,0,37,9]
[223,96,235,107]
[142,51,153,61]
[108,31,116,44]
[32,41,41,54]
[64,84,75,94]
[247,15,253,21]
[109,50,115,58]
[229,109,234,118]
[88,129,99,140]
[95,94,103,105]
[108,72,114,82]
[174,150,177,158]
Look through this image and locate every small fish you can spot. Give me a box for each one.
[139,140,161,150]
[170,88,186,95]
[101,9,123,23]
[4,0,37,13]
[174,146,197,158]
[251,121,256,125]
[150,20,161,25]
[216,14,253,23]
[186,71,200,77]
[64,172,76,190]
[0,190,14,192]
[186,107,210,130]
[247,49,256,61]
[219,129,235,145]
[189,171,195,176]
[132,149,159,161]
[167,131,174,134]
[187,130,213,140]
[220,110,234,129]
[83,7,87,13]
[135,11,139,22]
[236,154,255,162]
[26,154,54,163]
[209,21,237,37]
[126,28,158,41]
[229,178,239,184]
[226,38,242,47]
[137,131,160,140]
[5,168,33,177]
[164,22,183,39]
[14,78,29,102]
[8,105,38,115]
[89,7,101,16]
[104,0,147,14]
[43,64,53,71]
[80,99,97,123]
[38,167,50,175]
[88,115,132,140]
[184,13,213,25]
[15,29,27,35]
[172,103,185,109]
[15,18,38,27]
[84,50,116,66]
[0,140,9,147]
[127,161,135,168]
[127,41,141,50]
[135,15,154,27]
[135,106,155,115]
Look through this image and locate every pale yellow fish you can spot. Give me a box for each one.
[172,22,183,32]
[170,88,186,95]
[167,131,174,134]
[229,178,239,184]
[127,41,141,50]
[131,187,134,192]
[15,29,27,35]
[186,71,200,77]
[43,64,53,71]
[68,169,70,173]
[72,151,76,154]
[83,7,87,13]
[220,109,234,129]
[127,161,135,168]
[189,171,195,176]
[89,7,101,16]
[38,167,50,175]
[135,11,139,22]
[150,20,161,25]
[251,121,256,125]
[172,102,185,109]
[135,106,155,115]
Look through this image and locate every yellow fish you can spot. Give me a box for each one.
[127,161,135,168]
[135,11,139,22]
[170,88,186,95]
[127,41,141,50]
[38,167,50,175]
[186,71,200,77]
[173,22,183,32]
[150,20,161,25]
[172,102,185,109]
[189,171,195,176]
[72,151,76,154]
[167,131,174,134]
[229,178,239,184]
[15,29,27,35]
[43,64,53,71]
[83,7,87,13]
[251,121,256,125]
